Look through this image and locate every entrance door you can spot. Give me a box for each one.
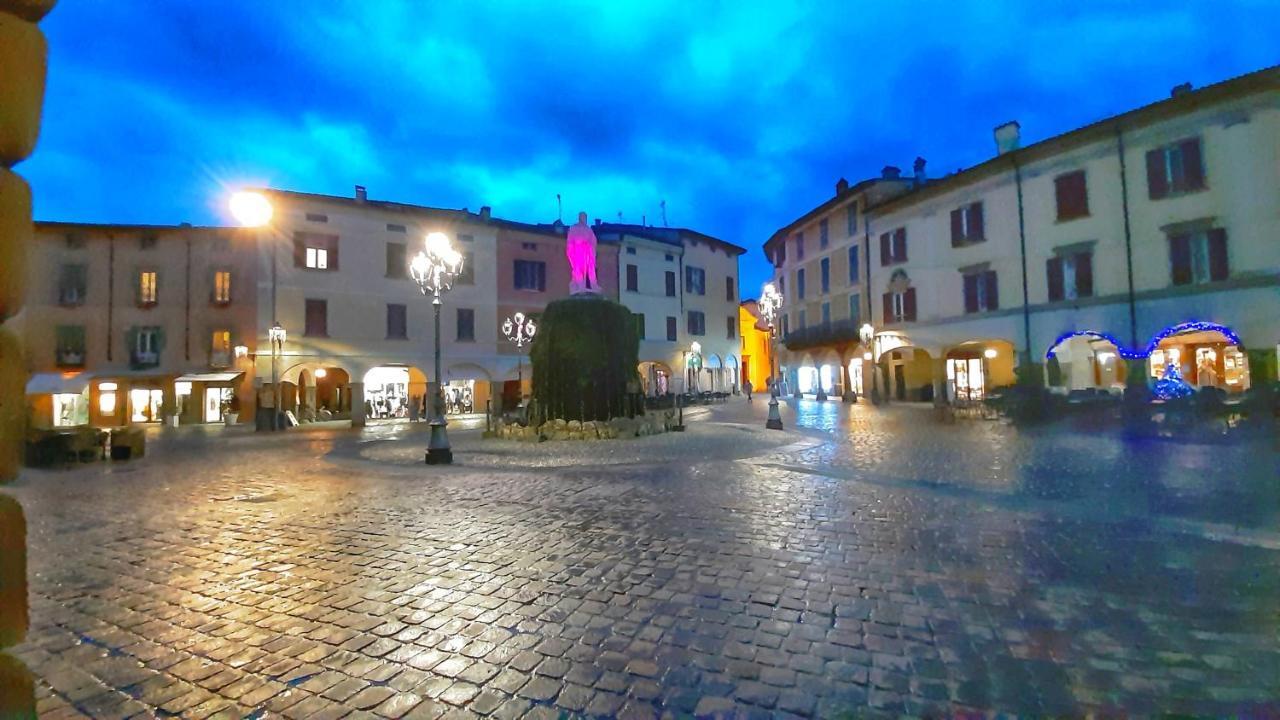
[129,388,163,422]
[893,365,906,400]
[204,387,233,423]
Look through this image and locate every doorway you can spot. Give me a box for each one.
[129,388,163,423]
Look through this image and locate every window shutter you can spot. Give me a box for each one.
[1146,149,1168,199]
[950,209,963,246]
[293,234,306,267]
[963,273,979,313]
[903,288,917,321]
[1207,228,1228,281]
[880,232,891,266]
[1169,234,1192,285]
[970,203,984,240]
[1046,257,1064,302]
[1054,175,1069,220]
[882,292,893,322]
[984,271,999,310]
[1181,139,1205,190]
[1076,253,1093,297]
[328,236,340,270]
[895,229,907,262]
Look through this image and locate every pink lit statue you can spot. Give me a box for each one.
[566,211,599,295]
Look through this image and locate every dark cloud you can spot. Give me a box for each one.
[23,1,1280,298]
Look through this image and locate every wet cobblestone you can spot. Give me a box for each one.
[8,400,1280,717]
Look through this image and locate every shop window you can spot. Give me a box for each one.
[210,330,232,368]
[387,304,407,339]
[138,270,158,307]
[1047,251,1094,301]
[305,299,328,337]
[294,232,339,270]
[53,392,88,427]
[880,228,908,265]
[950,203,985,246]
[213,270,232,305]
[1146,137,1206,199]
[55,325,86,368]
[1054,170,1089,220]
[684,266,706,295]
[514,259,546,291]
[1169,229,1228,285]
[962,270,999,313]
[98,382,117,416]
[58,264,87,306]
[456,308,475,342]
[687,311,705,336]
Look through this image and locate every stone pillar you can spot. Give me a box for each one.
[931,357,948,406]
[349,382,366,427]
[0,1,56,715]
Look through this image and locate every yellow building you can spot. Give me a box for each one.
[738,301,773,393]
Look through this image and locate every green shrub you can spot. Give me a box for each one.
[529,296,640,422]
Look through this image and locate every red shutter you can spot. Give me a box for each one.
[970,203,984,240]
[1207,228,1228,281]
[293,233,306,267]
[895,228,908,262]
[880,233,891,266]
[1181,138,1205,191]
[1146,148,1168,199]
[1169,234,1192,285]
[903,288,917,321]
[963,273,979,313]
[1073,172,1089,216]
[1075,253,1093,297]
[950,209,963,246]
[327,235,339,270]
[882,292,893,322]
[1054,176,1069,220]
[984,270,999,310]
[1046,257,1064,302]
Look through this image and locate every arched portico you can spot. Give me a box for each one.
[943,339,1018,402]
[638,361,672,396]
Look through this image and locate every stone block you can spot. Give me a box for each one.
[0,325,23,482]
[0,169,30,320]
[0,0,57,22]
[0,652,34,718]
[0,493,26,647]
[0,13,46,166]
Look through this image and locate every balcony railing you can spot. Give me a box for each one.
[783,318,863,350]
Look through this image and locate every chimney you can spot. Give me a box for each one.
[994,121,1021,155]
[881,165,901,180]
[1171,82,1193,98]
[835,177,849,195]
[913,157,927,184]
[594,218,601,226]
[479,206,491,220]
[354,185,367,202]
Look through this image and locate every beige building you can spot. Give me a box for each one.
[769,66,1280,403]
[22,222,259,429]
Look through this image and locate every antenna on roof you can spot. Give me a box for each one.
[660,200,667,227]
[642,214,647,226]
[556,194,562,223]
[617,211,623,222]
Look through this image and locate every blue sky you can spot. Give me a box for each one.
[23,1,1279,297]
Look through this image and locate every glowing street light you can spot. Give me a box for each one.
[411,232,465,465]
[502,312,537,407]
[758,283,784,430]
[229,191,273,228]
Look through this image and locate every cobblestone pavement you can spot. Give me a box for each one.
[8,400,1280,718]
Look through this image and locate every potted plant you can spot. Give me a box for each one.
[223,394,240,426]
[160,396,179,428]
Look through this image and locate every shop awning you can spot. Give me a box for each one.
[26,372,93,395]
[174,371,243,383]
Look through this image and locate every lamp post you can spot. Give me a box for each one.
[230,191,280,431]
[501,312,537,408]
[759,283,784,430]
[411,232,465,465]
[860,323,882,405]
[268,322,286,430]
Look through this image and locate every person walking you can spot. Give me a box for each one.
[744,379,753,402]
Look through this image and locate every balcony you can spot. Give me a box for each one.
[783,318,862,351]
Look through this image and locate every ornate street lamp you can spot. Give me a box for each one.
[411,232,465,465]
[759,283,784,430]
[501,312,537,406]
[860,323,882,405]
[268,322,286,430]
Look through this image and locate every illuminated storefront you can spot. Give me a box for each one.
[1146,323,1250,392]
